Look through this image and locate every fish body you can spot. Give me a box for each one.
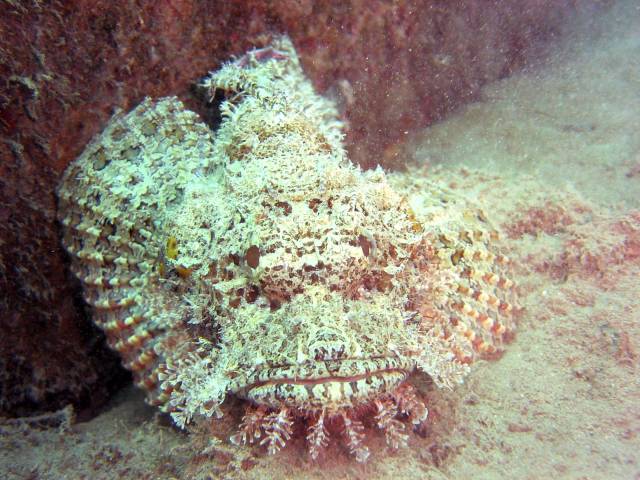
[57,37,516,461]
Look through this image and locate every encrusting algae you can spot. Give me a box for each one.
[57,37,518,462]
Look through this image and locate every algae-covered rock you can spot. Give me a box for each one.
[57,37,517,461]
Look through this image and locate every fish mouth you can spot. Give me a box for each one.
[233,357,415,409]
[229,358,429,462]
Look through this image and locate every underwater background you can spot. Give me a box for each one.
[1,1,639,479]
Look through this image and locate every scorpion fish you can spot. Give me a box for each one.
[57,37,517,462]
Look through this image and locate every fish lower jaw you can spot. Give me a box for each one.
[230,378,429,462]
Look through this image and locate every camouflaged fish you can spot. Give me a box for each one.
[57,37,517,462]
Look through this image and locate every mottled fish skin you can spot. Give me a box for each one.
[57,36,517,461]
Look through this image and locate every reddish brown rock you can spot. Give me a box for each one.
[0,0,607,416]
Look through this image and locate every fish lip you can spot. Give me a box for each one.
[245,366,410,389]
[236,356,416,387]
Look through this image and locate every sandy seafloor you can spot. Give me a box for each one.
[2,2,640,479]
